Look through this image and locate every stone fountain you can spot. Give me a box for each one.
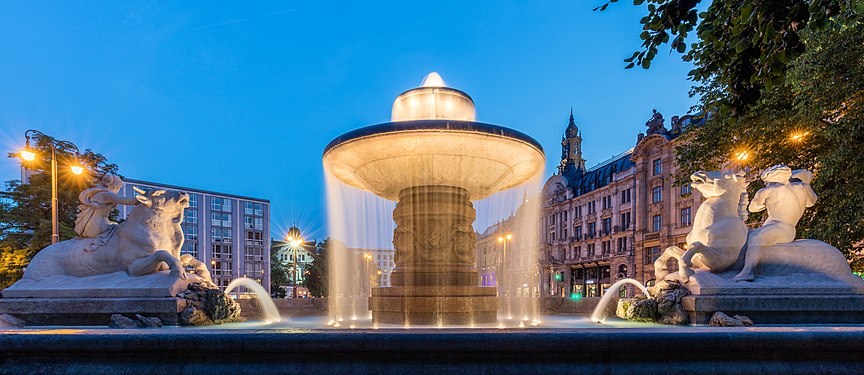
[322,73,545,325]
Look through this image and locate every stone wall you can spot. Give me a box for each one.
[238,298,328,319]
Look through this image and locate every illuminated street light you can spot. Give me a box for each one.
[17,130,84,244]
[285,226,304,298]
[734,150,750,162]
[790,131,810,143]
[19,149,36,161]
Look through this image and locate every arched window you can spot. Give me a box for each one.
[618,264,628,278]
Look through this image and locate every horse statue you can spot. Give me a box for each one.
[22,188,211,281]
[654,171,749,282]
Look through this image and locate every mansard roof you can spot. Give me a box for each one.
[559,150,634,197]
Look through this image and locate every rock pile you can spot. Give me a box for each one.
[0,313,25,329]
[708,311,753,327]
[108,314,164,329]
[616,280,690,325]
[176,281,243,326]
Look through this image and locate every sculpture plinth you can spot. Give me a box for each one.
[370,186,497,325]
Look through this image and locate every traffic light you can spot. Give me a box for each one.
[570,293,582,300]
[554,272,562,281]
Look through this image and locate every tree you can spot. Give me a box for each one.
[269,252,289,298]
[675,23,864,269]
[303,239,330,298]
[600,0,862,111]
[0,133,118,286]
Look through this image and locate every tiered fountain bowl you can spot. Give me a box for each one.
[323,73,544,325]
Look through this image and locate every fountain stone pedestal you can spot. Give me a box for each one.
[323,73,545,325]
[370,186,497,325]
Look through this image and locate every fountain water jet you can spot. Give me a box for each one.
[323,73,545,325]
[225,278,282,323]
[590,278,651,323]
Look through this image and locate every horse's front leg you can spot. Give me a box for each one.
[679,242,707,282]
[129,250,186,279]
[180,254,212,282]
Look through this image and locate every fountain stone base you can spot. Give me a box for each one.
[370,186,498,325]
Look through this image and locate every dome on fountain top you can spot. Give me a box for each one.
[391,72,476,122]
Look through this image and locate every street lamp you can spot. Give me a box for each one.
[285,226,304,298]
[364,253,373,297]
[18,130,85,244]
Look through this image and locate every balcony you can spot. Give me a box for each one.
[644,232,661,240]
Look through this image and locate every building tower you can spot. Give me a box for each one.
[559,109,586,173]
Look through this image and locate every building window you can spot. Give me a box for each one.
[652,214,662,233]
[183,242,198,257]
[620,188,631,204]
[652,186,663,203]
[185,209,197,224]
[680,184,692,196]
[587,243,596,256]
[188,194,198,208]
[575,225,582,240]
[653,158,662,175]
[211,197,232,212]
[601,240,611,255]
[645,245,662,265]
[681,207,692,227]
[246,231,264,246]
[587,222,596,238]
[617,237,628,253]
[620,212,631,230]
[186,225,197,241]
[666,258,679,272]
[602,218,612,236]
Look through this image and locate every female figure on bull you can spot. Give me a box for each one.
[74,174,139,251]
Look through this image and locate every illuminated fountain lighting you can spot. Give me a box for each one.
[590,278,652,324]
[225,277,282,323]
[323,72,545,326]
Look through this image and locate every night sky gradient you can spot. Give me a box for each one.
[0,1,697,240]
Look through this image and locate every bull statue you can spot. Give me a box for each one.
[654,171,749,282]
[22,187,211,281]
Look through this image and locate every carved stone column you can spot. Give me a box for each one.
[370,186,498,325]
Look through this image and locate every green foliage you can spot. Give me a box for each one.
[0,133,118,286]
[675,23,864,261]
[600,0,862,111]
[303,239,330,298]
[269,252,289,298]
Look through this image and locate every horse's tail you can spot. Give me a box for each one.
[738,190,750,222]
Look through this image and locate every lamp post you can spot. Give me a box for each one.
[18,130,85,244]
[285,226,303,298]
[364,253,373,297]
[497,233,512,294]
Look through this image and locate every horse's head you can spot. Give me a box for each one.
[134,188,190,223]
[690,171,748,198]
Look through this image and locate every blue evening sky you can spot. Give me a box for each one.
[0,1,696,241]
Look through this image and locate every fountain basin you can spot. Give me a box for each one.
[323,120,544,201]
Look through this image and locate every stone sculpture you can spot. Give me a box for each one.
[654,165,861,285]
[733,165,817,281]
[74,174,139,241]
[654,171,749,282]
[23,187,211,281]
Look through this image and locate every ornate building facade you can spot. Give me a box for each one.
[631,111,705,287]
[539,110,705,298]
